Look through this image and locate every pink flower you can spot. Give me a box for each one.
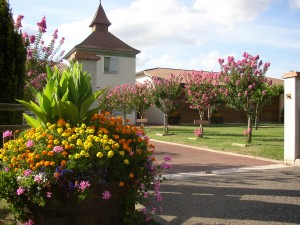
[26,140,34,148]
[53,146,63,153]
[46,192,52,198]
[14,15,24,30]
[4,167,9,172]
[29,35,35,44]
[24,220,34,225]
[244,91,248,96]
[34,175,42,183]
[3,130,13,138]
[52,29,58,39]
[17,186,25,195]
[262,90,267,95]
[37,16,47,33]
[23,169,32,177]
[78,181,91,191]
[102,190,111,200]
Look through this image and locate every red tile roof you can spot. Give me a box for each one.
[75,31,140,54]
[137,67,284,85]
[89,3,111,28]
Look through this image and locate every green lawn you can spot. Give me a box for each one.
[144,123,284,161]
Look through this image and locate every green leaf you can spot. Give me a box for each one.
[80,90,103,119]
[17,100,47,125]
[65,101,80,123]
[23,113,41,128]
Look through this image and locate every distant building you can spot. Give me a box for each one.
[136,67,284,124]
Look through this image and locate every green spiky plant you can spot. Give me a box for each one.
[17,62,103,128]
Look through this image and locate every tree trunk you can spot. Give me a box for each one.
[164,113,169,134]
[198,110,204,138]
[247,116,252,143]
[255,103,259,130]
[122,109,127,126]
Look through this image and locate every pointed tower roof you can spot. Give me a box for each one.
[64,2,140,61]
[89,1,111,31]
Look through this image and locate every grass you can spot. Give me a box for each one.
[144,123,284,161]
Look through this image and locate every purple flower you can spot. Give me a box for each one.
[163,155,171,161]
[53,146,63,153]
[26,140,34,148]
[102,190,111,200]
[162,162,171,170]
[3,130,13,138]
[4,167,9,172]
[17,186,25,195]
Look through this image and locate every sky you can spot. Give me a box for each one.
[8,0,300,79]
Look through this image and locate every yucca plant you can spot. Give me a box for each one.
[17,62,103,128]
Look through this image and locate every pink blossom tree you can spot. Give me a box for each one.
[185,71,222,138]
[130,82,153,126]
[104,84,135,125]
[15,15,65,100]
[218,52,271,143]
[152,75,184,134]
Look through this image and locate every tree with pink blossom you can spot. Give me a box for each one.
[103,84,135,125]
[218,52,271,143]
[15,15,65,100]
[185,71,223,138]
[152,75,184,134]
[130,81,153,125]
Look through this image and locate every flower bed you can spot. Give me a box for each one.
[0,113,170,224]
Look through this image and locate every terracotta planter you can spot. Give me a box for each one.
[23,183,127,225]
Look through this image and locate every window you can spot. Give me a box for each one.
[104,57,118,73]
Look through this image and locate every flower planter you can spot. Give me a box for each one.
[23,183,127,225]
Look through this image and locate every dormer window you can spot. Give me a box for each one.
[104,56,118,73]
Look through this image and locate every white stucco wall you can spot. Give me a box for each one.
[96,56,136,89]
[283,73,300,165]
[78,56,137,124]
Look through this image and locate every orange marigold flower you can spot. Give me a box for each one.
[57,118,67,126]
[119,181,125,187]
[60,160,67,167]
[42,150,47,155]
[44,161,50,167]
[54,172,60,179]
[47,144,53,149]
[47,151,54,156]
[129,173,134,179]
[35,154,40,159]
[61,151,68,157]
[50,161,55,166]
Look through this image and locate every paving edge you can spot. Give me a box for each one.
[150,139,284,164]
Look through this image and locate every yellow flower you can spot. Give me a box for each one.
[81,124,86,129]
[76,139,83,146]
[124,159,129,165]
[74,154,81,159]
[107,150,114,158]
[104,146,110,151]
[57,128,63,134]
[96,152,103,158]
[119,151,124,156]
[54,140,60,145]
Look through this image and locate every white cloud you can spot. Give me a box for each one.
[289,0,300,9]
[57,17,92,54]
[193,0,275,26]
